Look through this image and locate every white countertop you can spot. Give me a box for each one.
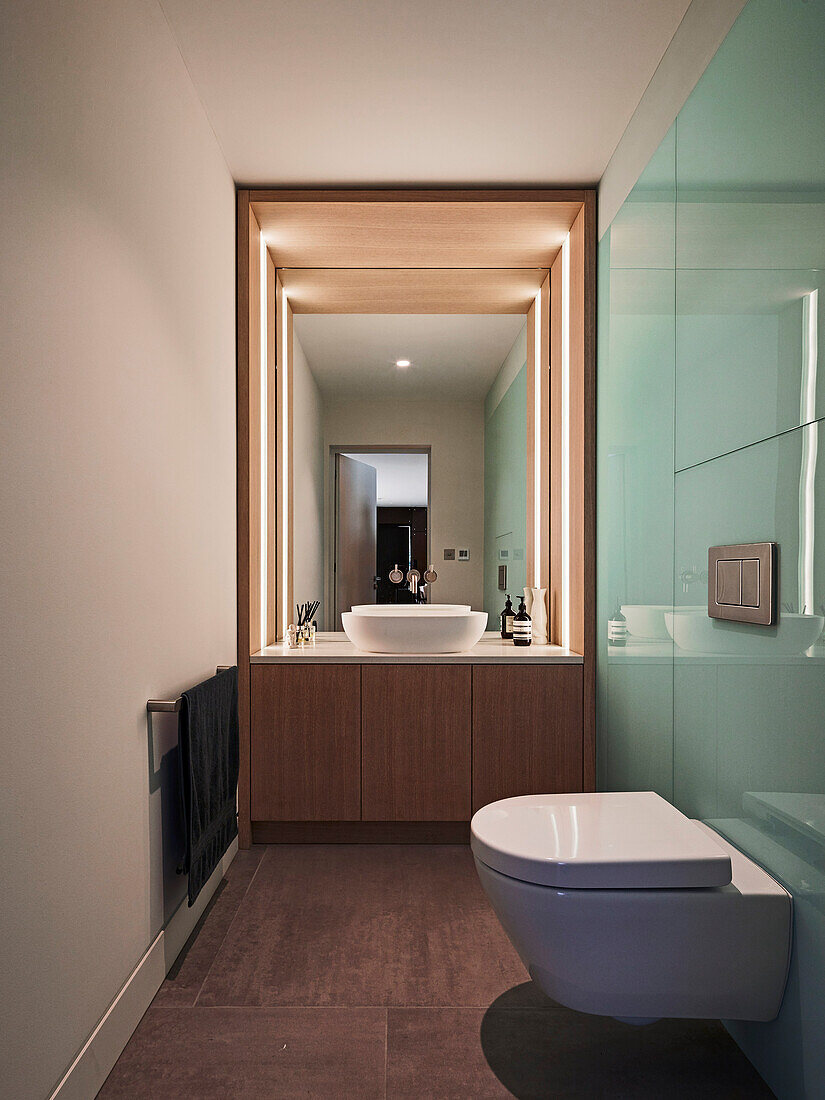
[251,631,583,664]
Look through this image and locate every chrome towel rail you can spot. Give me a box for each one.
[147,666,233,713]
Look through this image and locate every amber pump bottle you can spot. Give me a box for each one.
[500,594,514,639]
[513,595,532,646]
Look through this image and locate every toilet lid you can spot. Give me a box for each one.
[471,791,732,889]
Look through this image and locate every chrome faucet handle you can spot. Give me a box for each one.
[423,564,437,584]
[389,564,403,584]
[679,563,708,593]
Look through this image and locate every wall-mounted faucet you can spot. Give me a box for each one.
[389,564,434,602]
[679,564,708,594]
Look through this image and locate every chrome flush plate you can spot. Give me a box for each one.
[708,542,776,626]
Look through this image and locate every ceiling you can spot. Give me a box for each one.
[293,314,525,400]
[343,452,429,507]
[160,0,691,186]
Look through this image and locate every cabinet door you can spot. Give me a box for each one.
[361,665,471,820]
[251,664,361,821]
[472,665,583,811]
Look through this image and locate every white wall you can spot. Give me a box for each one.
[324,399,485,609]
[0,3,236,1097]
[484,322,527,419]
[292,332,325,624]
[344,452,430,507]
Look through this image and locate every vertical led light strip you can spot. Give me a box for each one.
[533,288,542,587]
[560,234,571,649]
[280,288,290,640]
[259,237,268,651]
[799,289,818,615]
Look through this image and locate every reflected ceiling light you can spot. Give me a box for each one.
[395,358,411,368]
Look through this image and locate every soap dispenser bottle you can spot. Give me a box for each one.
[607,600,627,647]
[513,594,532,646]
[500,594,515,639]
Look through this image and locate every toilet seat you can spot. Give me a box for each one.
[471,791,732,889]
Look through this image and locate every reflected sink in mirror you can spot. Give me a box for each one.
[665,609,824,656]
[341,604,488,653]
[621,604,704,640]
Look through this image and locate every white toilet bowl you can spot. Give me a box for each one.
[471,791,792,1022]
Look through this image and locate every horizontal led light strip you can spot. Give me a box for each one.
[560,233,571,650]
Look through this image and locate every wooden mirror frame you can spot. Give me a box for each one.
[237,189,596,846]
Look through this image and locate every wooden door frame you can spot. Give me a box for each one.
[236,188,597,847]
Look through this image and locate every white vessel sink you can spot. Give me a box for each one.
[665,609,824,656]
[342,604,488,653]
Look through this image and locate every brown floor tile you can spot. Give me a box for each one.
[98,1006,386,1099]
[103,849,772,1098]
[197,845,527,1008]
[386,990,775,1099]
[153,846,266,1006]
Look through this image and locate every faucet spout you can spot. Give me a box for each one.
[679,564,708,595]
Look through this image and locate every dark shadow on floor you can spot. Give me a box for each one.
[479,982,775,1099]
[164,879,227,980]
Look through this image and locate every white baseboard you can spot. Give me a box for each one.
[49,841,238,1100]
[48,932,166,1100]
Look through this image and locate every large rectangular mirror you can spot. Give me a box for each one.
[289,314,531,630]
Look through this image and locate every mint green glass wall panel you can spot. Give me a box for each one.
[675,1,825,193]
[596,125,676,798]
[598,2,825,1093]
[673,425,825,1098]
[675,8,825,1093]
[674,426,825,817]
[483,363,527,619]
[675,276,824,470]
[674,0,825,471]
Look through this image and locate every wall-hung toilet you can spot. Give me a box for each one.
[471,791,792,1023]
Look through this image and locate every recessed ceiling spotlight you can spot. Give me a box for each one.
[395,359,411,368]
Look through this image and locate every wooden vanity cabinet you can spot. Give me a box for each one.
[361,665,472,820]
[472,665,583,810]
[249,661,582,832]
[250,664,361,820]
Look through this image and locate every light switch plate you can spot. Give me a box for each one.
[708,542,775,625]
[443,548,455,560]
[457,548,470,561]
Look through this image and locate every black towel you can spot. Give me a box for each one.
[178,666,239,907]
